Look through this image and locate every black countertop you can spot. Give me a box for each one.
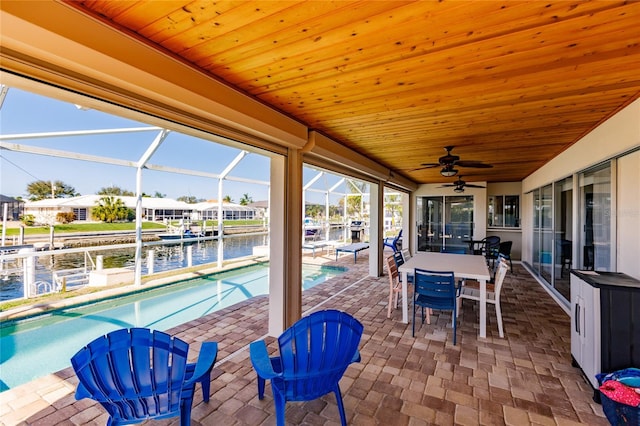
[570,270,640,289]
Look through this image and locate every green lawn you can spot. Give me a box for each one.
[0,222,165,236]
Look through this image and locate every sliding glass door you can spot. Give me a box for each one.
[553,176,573,300]
[540,184,554,283]
[417,195,474,252]
[579,163,612,271]
[417,197,442,252]
[528,162,613,307]
[531,184,553,283]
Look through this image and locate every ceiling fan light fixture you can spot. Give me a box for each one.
[454,186,464,193]
[440,166,458,177]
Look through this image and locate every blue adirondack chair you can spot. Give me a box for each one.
[250,310,364,426]
[383,229,403,252]
[71,328,218,426]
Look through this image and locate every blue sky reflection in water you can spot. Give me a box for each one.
[0,262,345,392]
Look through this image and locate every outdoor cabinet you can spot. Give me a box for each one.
[570,270,640,400]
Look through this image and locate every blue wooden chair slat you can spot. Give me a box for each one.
[250,310,363,426]
[71,328,217,426]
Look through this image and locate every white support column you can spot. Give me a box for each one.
[217,177,224,267]
[217,150,248,268]
[134,129,169,286]
[369,181,384,277]
[329,179,344,241]
[403,192,411,254]
[268,150,303,336]
[324,190,330,241]
[1,203,7,246]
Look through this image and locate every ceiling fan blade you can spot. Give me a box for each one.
[410,165,438,171]
[439,184,457,187]
[455,161,493,168]
[417,163,439,168]
[464,183,486,188]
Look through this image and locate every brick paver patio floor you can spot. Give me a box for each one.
[0,249,608,425]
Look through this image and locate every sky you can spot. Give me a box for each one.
[0,86,361,205]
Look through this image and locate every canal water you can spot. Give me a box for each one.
[1,229,349,301]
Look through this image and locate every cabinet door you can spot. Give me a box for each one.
[581,283,601,389]
[570,275,601,389]
[570,276,583,362]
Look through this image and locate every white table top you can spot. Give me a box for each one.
[398,252,490,281]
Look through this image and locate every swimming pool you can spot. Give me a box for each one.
[0,263,346,392]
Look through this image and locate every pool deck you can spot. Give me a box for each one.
[0,248,608,425]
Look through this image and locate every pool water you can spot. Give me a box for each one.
[0,263,345,392]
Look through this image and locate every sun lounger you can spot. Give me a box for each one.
[335,242,369,263]
[302,241,329,258]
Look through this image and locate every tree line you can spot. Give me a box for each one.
[21,180,252,204]
[19,180,255,224]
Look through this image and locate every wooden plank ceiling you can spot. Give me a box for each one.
[69,1,640,185]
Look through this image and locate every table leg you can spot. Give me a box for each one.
[479,278,487,338]
[401,271,408,323]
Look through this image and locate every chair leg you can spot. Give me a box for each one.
[333,386,348,426]
[257,376,266,400]
[426,308,431,325]
[273,391,286,426]
[180,397,193,426]
[200,375,211,402]
[452,308,457,346]
[387,290,393,318]
[495,302,504,338]
[412,302,416,337]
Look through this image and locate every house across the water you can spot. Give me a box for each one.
[23,195,261,225]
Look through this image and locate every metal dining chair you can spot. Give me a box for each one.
[482,236,501,267]
[498,241,513,270]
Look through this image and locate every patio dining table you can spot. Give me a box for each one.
[398,252,492,338]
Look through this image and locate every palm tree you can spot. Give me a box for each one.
[223,195,233,203]
[92,196,129,223]
[239,193,253,206]
[385,194,402,227]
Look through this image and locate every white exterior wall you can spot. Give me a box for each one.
[522,99,640,278]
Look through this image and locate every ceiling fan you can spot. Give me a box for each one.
[439,176,486,193]
[414,146,493,177]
